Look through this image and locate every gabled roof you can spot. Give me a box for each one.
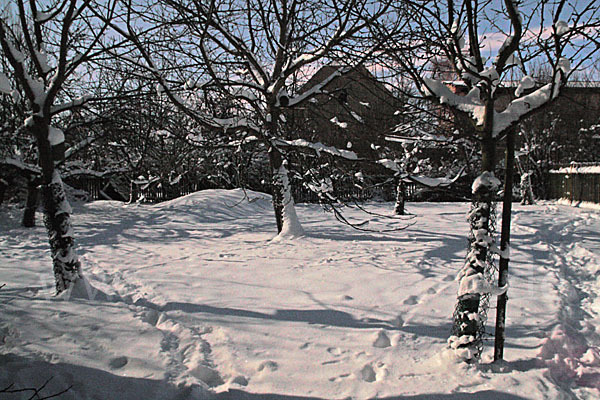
[300,64,394,98]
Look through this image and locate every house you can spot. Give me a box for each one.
[285,65,403,159]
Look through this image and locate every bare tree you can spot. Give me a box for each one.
[377,0,600,361]
[0,0,116,293]
[103,0,393,236]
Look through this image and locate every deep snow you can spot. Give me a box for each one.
[1,189,599,399]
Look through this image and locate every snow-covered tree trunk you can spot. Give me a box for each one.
[450,131,500,361]
[129,180,138,204]
[520,172,535,205]
[267,101,304,237]
[268,143,304,238]
[33,121,81,293]
[394,179,405,215]
[21,177,38,227]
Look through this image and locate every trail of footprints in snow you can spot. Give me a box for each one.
[81,255,227,389]
[302,331,393,383]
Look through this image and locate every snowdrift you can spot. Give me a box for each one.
[156,188,273,220]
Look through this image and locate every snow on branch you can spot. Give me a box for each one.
[276,139,358,160]
[1,157,41,175]
[64,136,96,159]
[421,77,486,128]
[286,66,349,107]
[377,158,466,188]
[51,95,92,115]
[494,77,562,136]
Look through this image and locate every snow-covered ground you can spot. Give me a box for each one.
[1,189,599,399]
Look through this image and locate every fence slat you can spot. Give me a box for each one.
[547,172,600,204]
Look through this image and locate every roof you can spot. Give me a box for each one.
[300,64,394,98]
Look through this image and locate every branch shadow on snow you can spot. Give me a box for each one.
[0,353,206,400]
[215,389,531,400]
[156,301,455,340]
[73,202,278,248]
[159,302,397,330]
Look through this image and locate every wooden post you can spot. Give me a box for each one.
[494,128,516,361]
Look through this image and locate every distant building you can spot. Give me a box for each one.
[440,79,600,165]
[285,65,403,159]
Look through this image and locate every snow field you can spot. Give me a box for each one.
[1,189,599,399]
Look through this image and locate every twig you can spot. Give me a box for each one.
[0,377,73,400]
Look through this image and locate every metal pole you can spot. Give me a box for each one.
[494,128,515,361]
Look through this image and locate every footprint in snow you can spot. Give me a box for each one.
[109,356,128,369]
[189,365,224,387]
[257,360,278,372]
[329,373,351,382]
[299,342,311,350]
[230,375,248,386]
[359,364,376,382]
[327,347,343,356]
[403,295,419,305]
[372,330,391,348]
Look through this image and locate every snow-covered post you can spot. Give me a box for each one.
[394,178,405,215]
[128,180,138,204]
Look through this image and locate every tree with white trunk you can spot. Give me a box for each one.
[0,0,116,293]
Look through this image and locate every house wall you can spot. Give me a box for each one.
[286,66,402,159]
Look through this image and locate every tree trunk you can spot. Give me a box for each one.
[22,177,39,227]
[394,178,405,215]
[265,103,303,237]
[494,128,515,361]
[33,120,81,294]
[0,178,7,206]
[268,144,285,233]
[129,180,138,203]
[450,132,498,361]
[520,172,535,205]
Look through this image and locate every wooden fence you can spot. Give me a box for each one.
[547,166,600,204]
[292,180,421,204]
[68,174,443,204]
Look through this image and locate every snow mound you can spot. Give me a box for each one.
[155,189,272,220]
